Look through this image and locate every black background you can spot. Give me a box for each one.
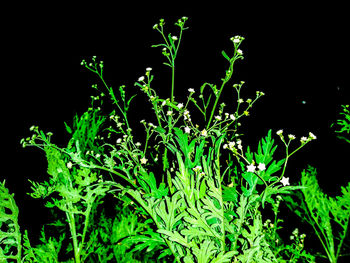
[3,2,350,248]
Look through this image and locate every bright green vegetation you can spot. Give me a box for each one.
[1,17,349,262]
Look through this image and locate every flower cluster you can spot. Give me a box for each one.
[276,130,317,144]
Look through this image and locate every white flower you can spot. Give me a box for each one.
[201,129,208,137]
[300,136,308,143]
[171,35,178,41]
[188,88,195,93]
[177,103,184,109]
[223,144,228,149]
[237,140,243,150]
[167,110,173,116]
[238,98,244,103]
[140,157,148,164]
[230,114,236,121]
[184,110,191,120]
[215,115,222,121]
[247,164,256,173]
[280,177,290,186]
[232,37,240,43]
[276,129,283,136]
[237,49,243,55]
[146,67,152,71]
[193,166,202,173]
[138,76,145,82]
[258,163,266,171]
[288,134,296,140]
[184,126,191,134]
[228,141,235,150]
[135,142,141,147]
[67,162,73,169]
[309,132,317,140]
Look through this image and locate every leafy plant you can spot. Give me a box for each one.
[0,181,22,262]
[285,105,350,263]
[11,16,338,263]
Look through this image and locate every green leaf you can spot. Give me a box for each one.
[221,50,231,62]
[64,122,73,134]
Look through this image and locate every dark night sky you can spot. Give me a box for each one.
[2,3,350,238]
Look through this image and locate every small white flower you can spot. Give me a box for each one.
[167,110,173,116]
[188,88,195,93]
[116,138,122,144]
[184,126,191,134]
[146,67,152,71]
[184,110,191,120]
[177,103,184,109]
[280,177,290,186]
[230,114,236,121]
[228,141,235,149]
[193,166,202,173]
[300,136,308,143]
[309,132,317,140]
[215,115,222,121]
[288,134,296,140]
[247,164,256,173]
[171,35,178,41]
[95,154,101,158]
[276,129,283,136]
[223,144,228,149]
[138,76,145,82]
[258,163,266,171]
[135,142,141,147]
[140,157,148,164]
[238,98,244,103]
[237,49,243,55]
[201,129,208,137]
[67,162,73,169]
[161,100,167,107]
[232,37,240,43]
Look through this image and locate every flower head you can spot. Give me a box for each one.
[257,163,266,171]
[184,126,191,134]
[247,164,256,173]
[288,134,296,140]
[309,132,317,140]
[201,129,208,137]
[280,177,290,186]
[140,157,148,164]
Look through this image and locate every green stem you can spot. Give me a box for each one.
[336,217,350,261]
[66,210,80,263]
[207,61,235,129]
[171,64,175,103]
[79,204,93,261]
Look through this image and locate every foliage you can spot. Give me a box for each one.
[285,105,350,263]
[0,181,22,262]
[7,16,347,263]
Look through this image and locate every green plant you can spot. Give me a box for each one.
[285,105,350,263]
[9,16,340,263]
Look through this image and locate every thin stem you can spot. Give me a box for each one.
[207,60,235,129]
